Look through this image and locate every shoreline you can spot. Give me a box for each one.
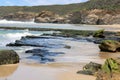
[0,24,120,32]
[0,64,18,77]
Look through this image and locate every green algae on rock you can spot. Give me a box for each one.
[96,58,120,80]
[0,50,19,65]
[99,40,120,52]
[77,62,102,75]
[93,29,105,38]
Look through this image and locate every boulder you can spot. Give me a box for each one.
[96,58,120,80]
[93,29,105,38]
[3,11,36,21]
[77,62,102,75]
[99,40,120,52]
[0,50,19,65]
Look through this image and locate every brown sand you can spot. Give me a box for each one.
[0,64,18,77]
[99,52,120,59]
[95,25,120,32]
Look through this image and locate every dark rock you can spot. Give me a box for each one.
[0,50,19,65]
[93,29,105,38]
[25,48,64,63]
[40,57,55,63]
[77,62,102,75]
[77,70,93,75]
[25,49,48,53]
[64,45,71,49]
[7,42,45,47]
[99,40,120,52]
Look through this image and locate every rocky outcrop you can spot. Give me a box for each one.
[99,40,120,52]
[0,50,19,65]
[67,9,120,25]
[78,58,120,80]
[2,11,36,21]
[77,62,102,75]
[2,9,120,24]
[34,11,66,23]
[93,29,105,38]
[96,58,120,80]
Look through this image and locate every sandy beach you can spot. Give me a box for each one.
[95,25,120,32]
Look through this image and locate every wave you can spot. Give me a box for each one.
[0,19,35,24]
[0,30,41,47]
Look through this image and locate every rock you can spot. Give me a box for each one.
[7,39,46,47]
[93,29,105,38]
[77,62,102,75]
[34,11,65,23]
[64,45,71,49]
[83,14,99,25]
[3,11,35,21]
[0,50,19,65]
[96,58,120,80]
[99,40,120,52]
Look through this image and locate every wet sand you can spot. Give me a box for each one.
[0,63,96,80]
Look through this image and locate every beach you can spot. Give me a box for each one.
[0,23,120,80]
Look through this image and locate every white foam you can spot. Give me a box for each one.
[0,19,34,24]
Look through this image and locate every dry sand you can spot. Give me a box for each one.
[94,25,120,32]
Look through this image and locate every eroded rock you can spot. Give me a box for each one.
[77,62,102,75]
[0,50,19,65]
[99,40,120,52]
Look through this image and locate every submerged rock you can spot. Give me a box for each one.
[25,48,64,63]
[99,40,120,52]
[0,50,19,65]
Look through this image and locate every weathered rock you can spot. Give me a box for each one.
[70,9,120,25]
[77,62,102,75]
[34,11,65,23]
[3,11,35,21]
[96,58,120,80]
[0,50,19,65]
[99,40,120,52]
[93,29,105,38]
[83,14,99,25]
